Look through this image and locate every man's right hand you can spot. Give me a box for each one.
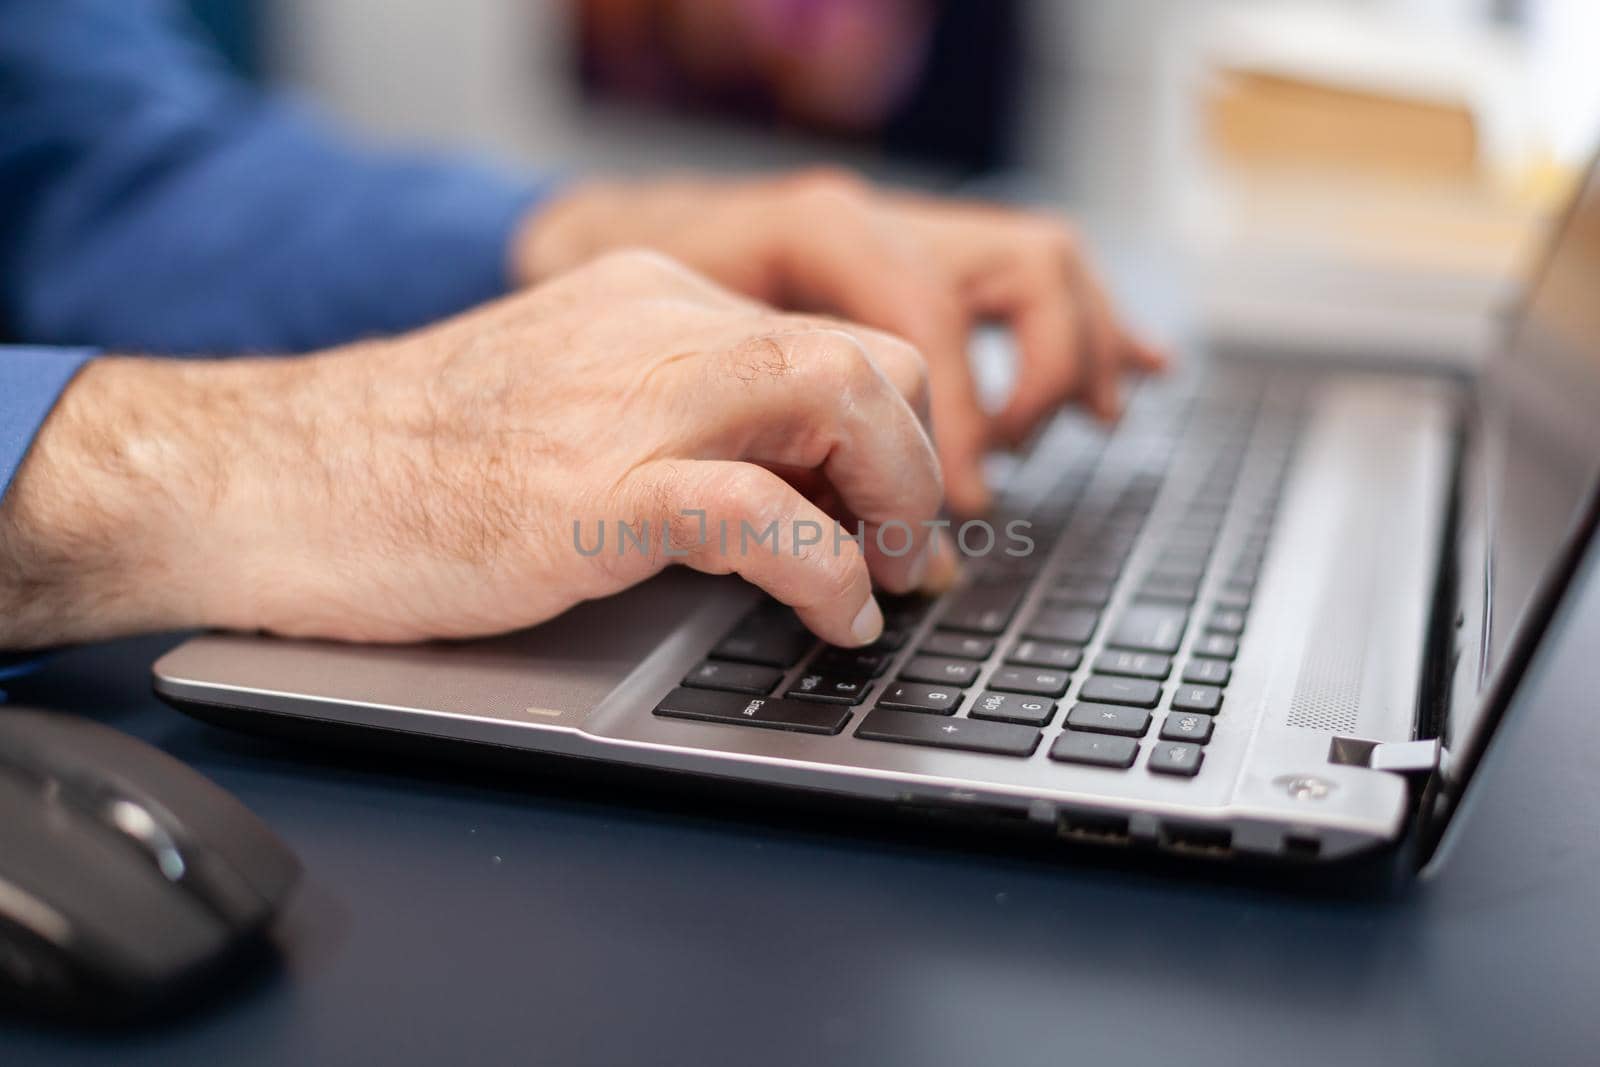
[0,251,953,651]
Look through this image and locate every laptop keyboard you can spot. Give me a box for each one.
[655,375,1304,781]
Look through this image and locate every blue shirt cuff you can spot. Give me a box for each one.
[0,345,97,501]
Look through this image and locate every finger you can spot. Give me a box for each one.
[769,187,991,513]
[754,314,933,425]
[979,264,1085,447]
[1072,257,1124,423]
[705,326,944,593]
[927,364,991,517]
[619,459,883,646]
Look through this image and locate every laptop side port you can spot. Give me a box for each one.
[1158,823,1234,858]
[1282,834,1322,860]
[1056,810,1132,847]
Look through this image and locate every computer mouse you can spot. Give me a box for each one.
[0,707,301,1023]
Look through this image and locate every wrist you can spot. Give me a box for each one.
[0,355,308,647]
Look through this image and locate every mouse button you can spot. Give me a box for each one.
[0,712,300,906]
[100,796,272,926]
[0,775,230,985]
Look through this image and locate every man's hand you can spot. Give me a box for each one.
[0,252,952,650]
[515,170,1167,515]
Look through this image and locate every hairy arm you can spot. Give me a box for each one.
[0,253,952,653]
[0,356,296,648]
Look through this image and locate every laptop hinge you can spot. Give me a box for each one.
[1328,736,1442,777]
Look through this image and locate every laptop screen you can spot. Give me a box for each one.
[1479,162,1600,676]
[1450,157,1600,783]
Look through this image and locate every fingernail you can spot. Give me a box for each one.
[850,596,884,646]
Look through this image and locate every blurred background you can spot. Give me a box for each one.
[187,0,1600,365]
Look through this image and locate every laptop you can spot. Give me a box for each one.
[152,154,1600,881]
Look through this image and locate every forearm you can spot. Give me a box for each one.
[0,356,307,649]
[0,1,550,354]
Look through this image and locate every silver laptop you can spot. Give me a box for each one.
[153,156,1600,879]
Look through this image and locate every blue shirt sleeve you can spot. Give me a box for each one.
[0,345,95,501]
[0,0,559,355]
[0,345,94,672]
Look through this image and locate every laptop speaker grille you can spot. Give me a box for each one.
[1285,640,1363,732]
[1284,513,1373,734]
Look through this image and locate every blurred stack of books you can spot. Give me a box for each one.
[1180,2,1570,366]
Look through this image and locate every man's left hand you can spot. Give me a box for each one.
[514,170,1167,516]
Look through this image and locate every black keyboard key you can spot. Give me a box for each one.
[1193,634,1239,660]
[1060,558,1124,582]
[1225,570,1258,593]
[868,628,909,652]
[919,631,995,660]
[1079,675,1162,708]
[877,682,964,715]
[988,666,1072,698]
[1094,650,1172,680]
[1160,711,1214,744]
[682,660,782,695]
[1149,741,1204,777]
[1005,639,1083,672]
[1156,545,1212,566]
[1181,659,1231,687]
[1049,732,1139,769]
[1139,575,1200,603]
[786,673,872,705]
[812,648,892,678]
[939,580,1028,634]
[1066,702,1151,737]
[1207,609,1247,636]
[1107,604,1188,654]
[900,655,980,687]
[1048,577,1113,607]
[655,687,849,735]
[712,615,814,667]
[879,594,934,629]
[1150,558,1208,581]
[982,554,1042,580]
[1170,684,1223,714]
[1212,587,1251,611]
[1023,607,1100,645]
[1138,576,1199,604]
[855,708,1040,757]
[970,691,1056,727]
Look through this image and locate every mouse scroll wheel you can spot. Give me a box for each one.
[103,798,188,882]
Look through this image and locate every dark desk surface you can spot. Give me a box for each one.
[3,544,1598,1066]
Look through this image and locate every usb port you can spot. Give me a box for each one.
[1159,823,1233,857]
[1057,810,1131,847]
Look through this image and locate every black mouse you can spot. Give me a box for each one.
[0,707,301,1023]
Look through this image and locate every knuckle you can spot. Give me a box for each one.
[797,533,862,606]
[711,461,768,506]
[593,246,689,281]
[709,464,785,531]
[728,330,797,385]
[874,332,931,406]
[786,167,871,214]
[808,331,878,393]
